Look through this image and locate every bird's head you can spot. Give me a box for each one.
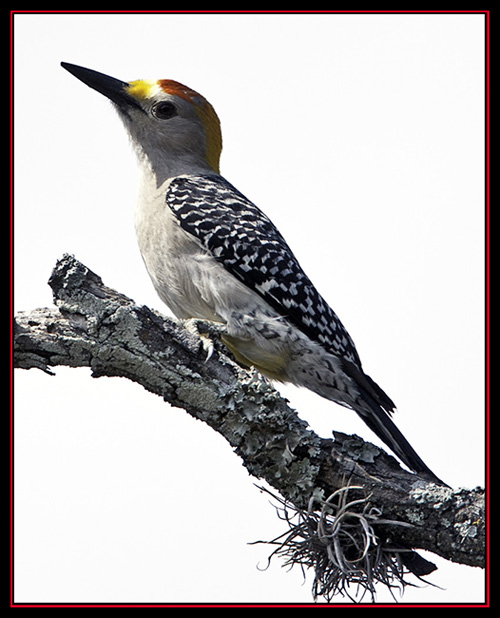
[61,62,222,181]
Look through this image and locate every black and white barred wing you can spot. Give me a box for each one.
[165,174,361,366]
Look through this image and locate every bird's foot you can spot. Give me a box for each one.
[182,318,225,362]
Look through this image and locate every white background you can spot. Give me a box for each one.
[13,12,486,605]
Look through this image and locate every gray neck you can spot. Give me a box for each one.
[132,139,216,188]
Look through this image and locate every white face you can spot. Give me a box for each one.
[116,88,211,176]
[61,64,222,182]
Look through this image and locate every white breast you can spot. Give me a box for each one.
[135,172,265,325]
[135,175,209,319]
[133,171,352,393]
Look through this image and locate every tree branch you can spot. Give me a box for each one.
[14,254,485,597]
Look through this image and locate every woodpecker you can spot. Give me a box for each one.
[61,62,444,484]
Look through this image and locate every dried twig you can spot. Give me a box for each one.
[253,484,440,603]
[14,255,486,601]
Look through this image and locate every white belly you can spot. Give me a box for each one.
[134,174,353,397]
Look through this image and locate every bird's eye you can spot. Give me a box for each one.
[152,101,178,120]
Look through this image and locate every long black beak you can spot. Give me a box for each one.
[61,62,141,111]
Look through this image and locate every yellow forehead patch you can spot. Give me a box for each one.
[127,77,223,173]
[127,79,160,100]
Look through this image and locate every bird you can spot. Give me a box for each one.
[61,62,444,485]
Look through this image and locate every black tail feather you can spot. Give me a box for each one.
[341,361,446,485]
[354,397,446,485]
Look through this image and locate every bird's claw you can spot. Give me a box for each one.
[182,318,224,362]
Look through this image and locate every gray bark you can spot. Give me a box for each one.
[14,254,485,579]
